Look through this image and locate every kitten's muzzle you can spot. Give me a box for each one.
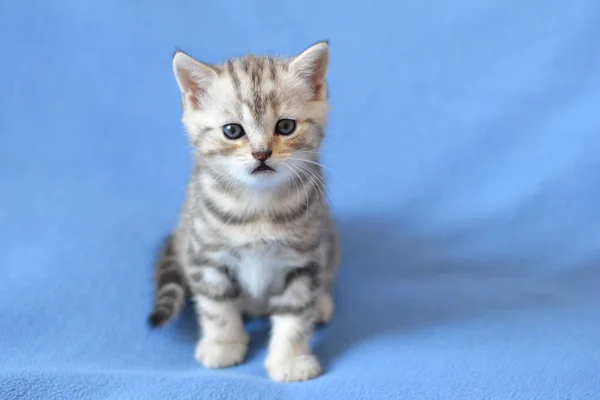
[252,162,275,174]
[251,150,275,174]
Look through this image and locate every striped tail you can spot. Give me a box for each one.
[148,235,187,327]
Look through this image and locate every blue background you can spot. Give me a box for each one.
[1,1,599,399]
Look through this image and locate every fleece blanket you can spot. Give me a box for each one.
[1,0,599,399]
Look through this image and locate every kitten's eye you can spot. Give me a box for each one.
[275,119,296,136]
[222,123,245,140]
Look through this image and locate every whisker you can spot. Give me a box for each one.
[286,164,309,211]
[297,168,324,210]
[282,167,292,198]
[287,157,336,174]
[295,163,333,205]
[282,164,302,210]
[213,170,234,196]
[291,150,341,158]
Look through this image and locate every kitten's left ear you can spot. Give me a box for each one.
[289,41,330,100]
[172,50,218,110]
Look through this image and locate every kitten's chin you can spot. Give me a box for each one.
[238,169,286,191]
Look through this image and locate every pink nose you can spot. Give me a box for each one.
[252,151,272,161]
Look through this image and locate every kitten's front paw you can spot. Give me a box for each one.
[195,338,248,369]
[265,354,322,382]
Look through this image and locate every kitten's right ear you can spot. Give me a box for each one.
[172,50,217,110]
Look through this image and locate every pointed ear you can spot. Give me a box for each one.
[289,41,330,100]
[172,50,218,110]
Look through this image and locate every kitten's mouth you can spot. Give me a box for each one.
[251,164,275,174]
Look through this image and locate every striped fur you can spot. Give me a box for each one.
[149,42,340,382]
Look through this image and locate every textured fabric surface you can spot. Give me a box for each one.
[1,1,599,399]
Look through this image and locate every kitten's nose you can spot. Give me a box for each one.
[252,150,272,162]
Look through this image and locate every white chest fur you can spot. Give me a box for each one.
[233,246,286,300]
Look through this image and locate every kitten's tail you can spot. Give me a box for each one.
[148,235,187,327]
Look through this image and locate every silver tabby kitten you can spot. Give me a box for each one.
[148,41,340,382]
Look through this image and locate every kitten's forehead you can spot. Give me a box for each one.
[226,56,282,97]
[211,55,308,125]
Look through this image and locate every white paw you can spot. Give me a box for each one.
[265,354,322,382]
[195,339,248,369]
[317,293,334,324]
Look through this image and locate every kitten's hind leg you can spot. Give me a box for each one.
[316,225,339,326]
[316,292,334,325]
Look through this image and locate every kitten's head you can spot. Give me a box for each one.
[173,42,330,190]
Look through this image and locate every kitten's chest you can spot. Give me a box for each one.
[230,244,298,301]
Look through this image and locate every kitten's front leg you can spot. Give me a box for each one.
[265,263,321,382]
[191,265,249,369]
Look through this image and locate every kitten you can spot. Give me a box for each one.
[148,41,340,382]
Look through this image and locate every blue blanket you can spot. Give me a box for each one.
[1,0,599,399]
